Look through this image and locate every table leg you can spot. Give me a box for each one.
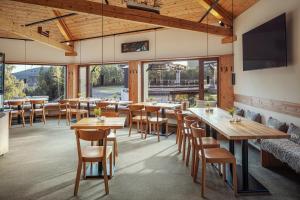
[17,105,21,124]
[115,104,119,112]
[33,104,36,123]
[205,124,210,137]
[226,139,269,195]
[87,102,90,117]
[161,108,166,135]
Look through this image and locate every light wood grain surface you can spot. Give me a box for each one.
[70,117,126,130]
[133,102,181,109]
[189,108,290,140]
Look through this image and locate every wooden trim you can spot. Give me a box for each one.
[235,94,300,118]
[11,0,232,36]
[261,149,284,168]
[199,59,204,100]
[222,35,237,44]
[195,0,233,26]
[0,16,74,53]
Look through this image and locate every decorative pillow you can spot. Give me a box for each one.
[287,123,300,144]
[245,110,261,123]
[235,107,244,117]
[267,117,288,133]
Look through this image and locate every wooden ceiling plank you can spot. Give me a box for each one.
[0,16,75,53]
[195,0,233,26]
[9,0,232,36]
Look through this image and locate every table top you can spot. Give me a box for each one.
[134,102,181,109]
[189,107,290,140]
[66,98,132,105]
[101,100,133,105]
[5,98,48,103]
[70,117,126,130]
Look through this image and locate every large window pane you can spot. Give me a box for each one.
[90,64,128,100]
[4,64,66,102]
[204,60,218,102]
[145,60,200,106]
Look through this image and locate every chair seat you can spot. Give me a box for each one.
[31,108,44,112]
[201,148,235,162]
[10,110,24,114]
[107,132,116,140]
[148,117,168,123]
[70,109,88,114]
[82,146,112,161]
[132,115,147,121]
[201,137,220,148]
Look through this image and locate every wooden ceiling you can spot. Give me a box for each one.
[0,0,258,42]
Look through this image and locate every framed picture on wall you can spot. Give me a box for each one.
[121,40,149,53]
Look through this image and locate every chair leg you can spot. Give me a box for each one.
[178,132,183,153]
[182,135,186,161]
[186,139,191,166]
[191,147,195,176]
[102,160,109,195]
[109,154,113,179]
[58,112,61,125]
[43,111,46,124]
[9,113,12,128]
[22,113,25,127]
[157,123,160,142]
[74,160,82,196]
[30,113,33,126]
[166,122,169,136]
[193,156,199,182]
[83,162,86,179]
[201,162,206,197]
[176,126,179,144]
[129,121,132,136]
[113,140,116,166]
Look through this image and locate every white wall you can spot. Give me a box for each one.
[0,28,232,64]
[234,0,300,125]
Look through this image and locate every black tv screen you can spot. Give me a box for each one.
[243,13,287,71]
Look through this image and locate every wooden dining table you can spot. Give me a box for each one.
[133,102,181,135]
[71,117,126,178]
[189,107,289,195]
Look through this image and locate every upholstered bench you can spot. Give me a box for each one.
[261,121,300,173]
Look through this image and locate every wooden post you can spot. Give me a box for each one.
[66,64,79,98]
[128,61,140,103]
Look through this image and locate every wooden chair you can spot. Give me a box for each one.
[30,100,46,126]
[191,122,237,197]
[128,104,146,138]
[67,100,88,123]
[101,111,119,166]
[58,100,69,125]
[8,101,25,128]
[184,116,220,171]
[96,101,111,112]
[182,116,199,163]
[74,128,113,196]
[144,106,168,142]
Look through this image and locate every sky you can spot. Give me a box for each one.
[8,64,51,73]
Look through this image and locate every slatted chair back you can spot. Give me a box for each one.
[190,122,206,159]
[145,106,160,122]
[184,116,199,135]
[8,101,24,110]
[96,102,110,111]
[101,111,119,117]
[30,100,45,109]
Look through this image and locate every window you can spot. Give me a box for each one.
[144,60,200,106]
[89,64,128,100]
[4,64,66,102]
[143,59,219,107]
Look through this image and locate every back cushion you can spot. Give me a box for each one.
[245,110,261,123]
[267,117,288,133]
[235,107,245,117]
[287,123,300,144]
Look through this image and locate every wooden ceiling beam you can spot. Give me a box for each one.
[0,16,75,54]
[52,10,73,41]
[9,0,232,36]
[196,0,233,26]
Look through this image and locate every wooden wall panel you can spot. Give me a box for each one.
[235,94,300,118]
[128,61,140,103]
[219,54,234,110]
[66,64,78,98]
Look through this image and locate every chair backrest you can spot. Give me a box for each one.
[8,101,24,110]
[30,100,45,109]
[58,100,68,110]
[67,100,79,110]
[96,102,110,110]
[128,104,144,123]
[75,128,110,159]
[145,106,160,122]
[101,111,119,117]
[184,116,199,135]
[190,122,206,159]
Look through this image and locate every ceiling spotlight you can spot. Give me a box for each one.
[218,20,225,27]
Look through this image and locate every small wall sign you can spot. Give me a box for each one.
[121,40,149,53]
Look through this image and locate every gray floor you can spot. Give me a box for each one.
[0,119,299,200]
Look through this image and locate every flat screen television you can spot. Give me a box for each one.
[242,13,287,71]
